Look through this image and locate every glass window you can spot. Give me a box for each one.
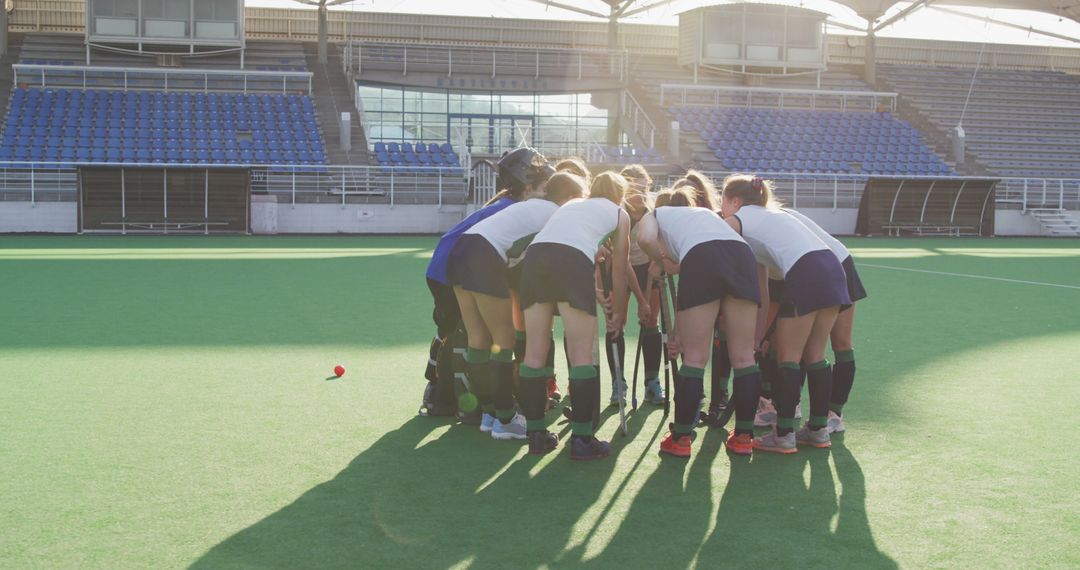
[94,0,138,18]
[195,0,237,21]
[143,0,190,19]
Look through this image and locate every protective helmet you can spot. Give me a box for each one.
[497,146,549,190]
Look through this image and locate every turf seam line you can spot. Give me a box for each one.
[860,263,1080,290]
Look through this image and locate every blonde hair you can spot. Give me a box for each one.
[542,172,586,204]
[673,170,719,211]
[721,174,781,209]
[589,171,628,205]
[619,164,652,195]
[555,157,590,184]
[653,187,697,208]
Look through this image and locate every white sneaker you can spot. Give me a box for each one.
[754,397,777,428]
[491,413,528,440]
[795,423,831,448]
[479,413,496,433]
[753,429,797,454]
[827,410,846,434]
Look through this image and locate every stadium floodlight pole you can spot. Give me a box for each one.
[292,0,363,65]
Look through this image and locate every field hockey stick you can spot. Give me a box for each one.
[657,276,676,416]
[630,326,642,410]
[600,259,628,437]
[631,274,654,410]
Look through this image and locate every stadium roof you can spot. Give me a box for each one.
[831,0,1080,22]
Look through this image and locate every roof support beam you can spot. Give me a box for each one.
[523,0,609,19]
[826,18,869,33]
[874,0,932,33]
[928,5,1080,44]
[621,0,682,19]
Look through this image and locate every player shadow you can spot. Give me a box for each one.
[190,411,636,569]
[693,434,898,568]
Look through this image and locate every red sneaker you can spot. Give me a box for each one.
[659,433,692,458]
[725,432,753,456]
[547,377,562,402]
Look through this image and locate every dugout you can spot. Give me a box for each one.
[79,167,249,234]
[855,177,998,236]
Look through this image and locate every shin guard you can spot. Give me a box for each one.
[674,365,705,437]
[805,360,832,430]
[731,364,762,436]
[830,349,856,416]
[775,362,802,436]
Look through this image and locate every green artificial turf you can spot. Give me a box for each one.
[1,236,1078,568]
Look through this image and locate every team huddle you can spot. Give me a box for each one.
[420,147,866,460]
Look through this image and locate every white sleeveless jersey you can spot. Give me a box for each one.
[782,208,850,262]
[629,224,650,266]
[654,206,746,263]
[733,205,830,277]
[532,197,621,262]
[466,198,559,264]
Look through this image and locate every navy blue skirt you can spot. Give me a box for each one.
[676,240,761,311]
[519,243,597,316]
[446,234,511,299]
[778,250,852,318]
[841,255,867,308]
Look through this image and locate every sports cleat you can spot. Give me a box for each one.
[479,413,496,433]
[570,436,611,460]
[528,430,559,454]
[725,432,753,456]
[491,414,528,440]
[609,379,628,406]
[795,424,831,448]
[753,430,798,454]
[547,377,562,402]
[644,378,665,405]
[827,410,846,433]
[660,432,693,458]
[702,400,729,428]
[754,397,777,427]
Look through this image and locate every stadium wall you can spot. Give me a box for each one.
[252,200,474,235]
[0,202,77,233]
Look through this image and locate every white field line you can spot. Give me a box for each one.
[859,263,1080,291]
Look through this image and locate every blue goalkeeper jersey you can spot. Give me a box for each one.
[426,197,515,285]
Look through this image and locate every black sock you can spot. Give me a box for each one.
[569,365,599,439]
[514,331,527,363]
[831,350,856,416]
[545,332,556,371]
[425,336,442,382]
[759,351,778,400]
[492,351,516,424]
[731,364,762,436]
[465,348,493,411]
[711,335,731,400]
[775,362,801,436]
[605,331,626,384]
[519,364,552,432]
[641,326,662,382]
[674,365,705,437]
[805,360,832,429]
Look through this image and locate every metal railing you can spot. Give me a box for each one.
[250,165,468,207]
[660,84,898,113]
[621,90,656,149]
[13,64,314,95]
[678,171,1080,211]
[0,165,78,204]
[2,161,1077,213]
[343,41,627,83]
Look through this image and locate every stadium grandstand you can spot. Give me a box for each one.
[0,0,1077,236]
